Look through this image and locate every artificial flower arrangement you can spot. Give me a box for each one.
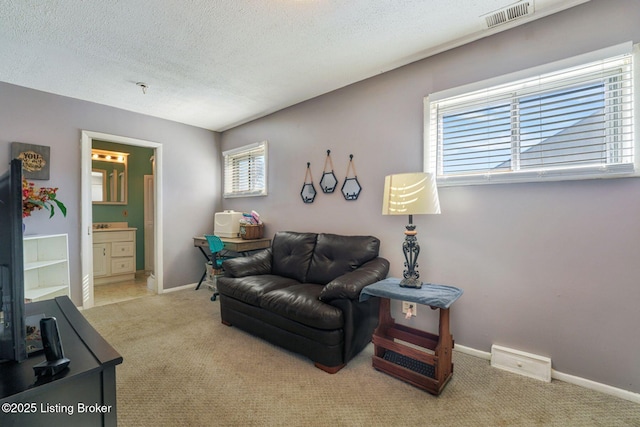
[22,178,67,218]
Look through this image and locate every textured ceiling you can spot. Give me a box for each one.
[0,0,589,131]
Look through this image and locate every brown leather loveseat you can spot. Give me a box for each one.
[216,231,389,373]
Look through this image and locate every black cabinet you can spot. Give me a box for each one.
[0,297,122,426]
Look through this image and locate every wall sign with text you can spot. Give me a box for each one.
[11,142,50,180]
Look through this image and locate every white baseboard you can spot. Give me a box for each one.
[455,344,491,360]
[162,283,198,293]
[454,344,640,404]
[552,370,640,404]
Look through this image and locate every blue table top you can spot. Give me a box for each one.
[359,277,463,309]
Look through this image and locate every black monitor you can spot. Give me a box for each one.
[0,158,27,363]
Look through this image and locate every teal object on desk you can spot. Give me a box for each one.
[359,277,463,309]
[204,234,226,269]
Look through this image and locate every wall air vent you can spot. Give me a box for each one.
[484,1,533,29]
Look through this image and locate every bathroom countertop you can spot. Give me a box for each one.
[93,227,137,232]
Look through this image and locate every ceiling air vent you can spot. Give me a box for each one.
[484,1,533,29]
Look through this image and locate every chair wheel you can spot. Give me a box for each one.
[211,294,217,301]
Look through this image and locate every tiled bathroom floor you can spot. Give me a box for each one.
[93,273,156,307]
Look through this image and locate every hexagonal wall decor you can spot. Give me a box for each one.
[320,150,338,193]
[341,177,361,200]
[301,183,317,203]
[301,162,317,203]
[341,154,361,201]
[320,171,338,193]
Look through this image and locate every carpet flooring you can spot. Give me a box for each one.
[82,289,640,426]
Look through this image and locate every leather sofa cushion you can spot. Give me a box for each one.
[220,295,344,347]
[306,234,380,285]
[222,248,272,278]
[216,275,300,307]
[319,257,390,302]
[271,231,317,283]
[260,283,344,330]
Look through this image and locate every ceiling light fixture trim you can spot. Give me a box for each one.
[136,82,149,94]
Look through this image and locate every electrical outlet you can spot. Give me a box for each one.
[402,301,417,317]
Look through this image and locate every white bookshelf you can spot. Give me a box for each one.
[23,233,70,302]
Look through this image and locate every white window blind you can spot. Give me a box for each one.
[426,44,636,186]
[223,141,267,198]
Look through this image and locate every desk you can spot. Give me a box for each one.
[193,236,272,254]
[0,296,122,427]
[360,278,463,395]
[192,236,271,291]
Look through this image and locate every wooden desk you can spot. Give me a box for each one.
[360,278,463,395]
[0,296,122,426]
[193,236,271,254]
[192,236,271,291]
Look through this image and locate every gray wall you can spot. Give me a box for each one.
[0,83,221,301]
[221,0,640,393]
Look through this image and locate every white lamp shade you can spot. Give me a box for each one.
[382,172,440,215]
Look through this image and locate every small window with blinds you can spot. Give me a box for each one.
[223,141,268,198]
[426,46,636,186]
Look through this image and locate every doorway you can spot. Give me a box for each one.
[81,130,163,309]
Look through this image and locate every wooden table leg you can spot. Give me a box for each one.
[373,298,393,358]
[435,308,453,385]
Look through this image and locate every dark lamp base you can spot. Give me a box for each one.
[399,278,423,288]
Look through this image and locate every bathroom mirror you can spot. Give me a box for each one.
[91,169,107,202]
[91,149,128,204]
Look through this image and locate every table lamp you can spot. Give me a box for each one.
[382,172,440,288]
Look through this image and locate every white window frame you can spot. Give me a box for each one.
[223,141,268,198]
[424,42,639,186]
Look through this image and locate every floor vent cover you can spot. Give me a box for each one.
[485,1,533,29]
[491,345,551,382]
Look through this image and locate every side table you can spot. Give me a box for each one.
[360,278,463,395]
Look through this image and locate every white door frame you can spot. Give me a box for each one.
[143,174,155,273]
[81,130,164,309]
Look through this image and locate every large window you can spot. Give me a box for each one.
[223,141,267,198]
[425,43,637,186]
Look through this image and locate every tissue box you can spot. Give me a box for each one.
[240,224,264,240]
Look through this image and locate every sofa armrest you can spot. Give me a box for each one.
[319,257,390,302]
[222,248,273,277]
